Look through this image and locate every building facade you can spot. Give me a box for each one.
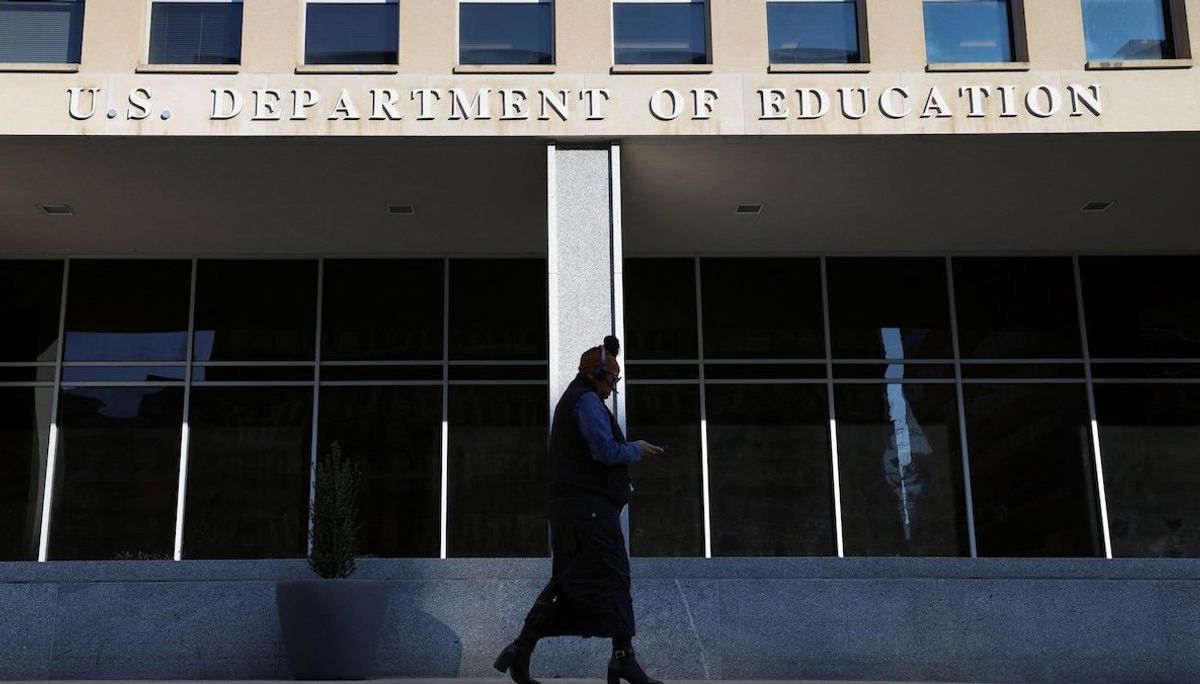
[0,0,1198,680]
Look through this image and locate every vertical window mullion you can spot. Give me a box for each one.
[694,256,712,559]
[305,259,325,557]
[820,256,844,558]
[36,259,71,562]
[440,257,450,560]
[946,257,979,558]
[172,258,199,561]
[1073,255,1114,559]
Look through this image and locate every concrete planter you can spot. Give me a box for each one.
[275,579,392,679]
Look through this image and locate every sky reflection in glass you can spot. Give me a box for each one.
[923,0,1014,63]
[614,2,708,65]
[1082,0,1174,60]
[460,2,553,65]
[767,1,860,64]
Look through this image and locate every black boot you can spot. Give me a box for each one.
[493,641,540,684]
[607,649,663,684]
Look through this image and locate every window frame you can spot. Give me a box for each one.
[0,0,86,72]
[1082,0,1193,68]
[455,0,555,71]
[610,0,713,70]
[141,0,244,72]
[765,0,871,73]
[298,0,401,72]
[921,0,1031,71]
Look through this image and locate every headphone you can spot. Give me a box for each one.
[594,344,609,381]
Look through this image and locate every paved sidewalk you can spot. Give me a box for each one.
[17,680,967,684]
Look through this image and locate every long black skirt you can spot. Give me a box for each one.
[535,509,636,638]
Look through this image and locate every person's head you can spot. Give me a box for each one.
[578,335,622,399]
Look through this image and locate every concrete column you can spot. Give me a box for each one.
[547,144,625,427]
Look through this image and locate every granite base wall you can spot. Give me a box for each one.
[0,558,1195,682]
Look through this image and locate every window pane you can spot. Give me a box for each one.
[627,383,703,556]
[1080,256,1200,359]
[0,260,63,363]
[322,259,443,361]
[50,386,183,560]
[701,258,825,359]
[0,1,84,63]
[149,1,243,65]
[183,387,311,559]
[1095,384,1200,558]
[305,1,398,65]
[460,2,553,65]
[837,383,968,556]
[64,260,192,362]
[614,2,708,65]
[953,257,1082,359]
[447,385,547,557]
[193,260,317,362]
[767,0,860,64]
[318,386,441,558]
[448,259,546,361]
[707,384,833,556]
[0,387,52,560]
[827,257,953,360]
[922,0,1015,63]
[624,259,698,360]
[1082,0,1174,60]
[963,384,1103,557]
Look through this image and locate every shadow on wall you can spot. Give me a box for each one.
[371,586,463,677]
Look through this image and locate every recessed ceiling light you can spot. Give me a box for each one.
[388,204,415,216]
[1081,201,1115,212]
[735,204,763,215]
[38,204,73,216]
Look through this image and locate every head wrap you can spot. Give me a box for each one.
[578,335,621,377]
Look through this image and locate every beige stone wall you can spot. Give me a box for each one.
[1,0,1198,136]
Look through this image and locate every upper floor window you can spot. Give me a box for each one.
[149,0,243,65]
[0,0,85,64]
[304,0,398,65]
[923,0,1017,63]
[459,0,553,65]
[1082,0,1182,61]
[767,0,863,64]
[613,0,709,65]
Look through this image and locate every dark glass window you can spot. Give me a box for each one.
[304,0,398,65]
[1080,256,1200,359]
[707,384,833,556]
[827,257,953,360]
[193,260,317,362]
[447,385,547,557]
[448,259,546,361]
[953,257,1082,359]
[922,0,1016,63]
[318,386,441,558]
[0,387,53,560]
[963,383,1103,557]
[0,260,63,363]
[321,259,443,361]
[183,387,312,559]
[1082,0,1175,60]
[624,259,698,360]
[613,1,709,65]
[0,0,85,63]
[701,258,825,360]
[459,1,553,65]
[64,260,192,363]
[1095,384,1200,558]
[837,383,969,556]
[626,383,703,556]
[767,0,861,64]
[50,386,184,560]
[149,1,243,65]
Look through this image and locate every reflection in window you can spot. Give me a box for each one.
[767,0,861,64]
[964,383,1103,557]
[183,387,312,559]
[64,260,192,362]
[449,259,546,361]
[624,259,698,360]
[1095,384,1200,558]
[707,383,833,556]
[0,260,63,363]
[50,386,184,560]
[193,260,317,362]
[953,257,1082,359]
[922,0,1015,63]
[149,0,244,65]
[1082,0,1175,60]
[701,258,825,360]
[827,257,953,360]
[304,0,398,65]
[613,0,709,65]
[460,0,553,65]
[626,383,704,556]
[0,388,53,560]
[318,386,441,558]
[321,259,443,361]
[1080,256,1200,359]
[0,0,85,63]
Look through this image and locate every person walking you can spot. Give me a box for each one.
[494,335,665,684]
